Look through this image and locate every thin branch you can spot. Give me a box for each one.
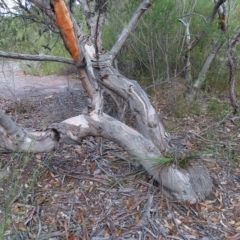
[25,0,61,34]
[0,51,74,64]
[178,13,207,23]
[28,0,56,24]
[178,18,192,85]
[110,0,154,61]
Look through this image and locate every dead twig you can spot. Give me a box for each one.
[36,205,42,240]
[29,231,65,240]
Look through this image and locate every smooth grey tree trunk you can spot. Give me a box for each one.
[193,42,223,89]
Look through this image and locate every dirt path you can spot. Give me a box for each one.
[0,60,81,98]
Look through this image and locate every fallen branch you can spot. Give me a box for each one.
[0,110,212,203]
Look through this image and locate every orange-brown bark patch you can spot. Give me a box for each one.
[53,0,80,62]
[219,14,226,33]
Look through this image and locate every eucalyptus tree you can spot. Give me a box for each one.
[0,0,215,203]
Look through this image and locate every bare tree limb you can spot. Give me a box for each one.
[100,66,157,127]
[94,1,107,53]
[193,42,223,89]
[178,0,226,92]
[80,0,97,36]
[110,0,155,61]
[0,111,57,152]
[0,51,74,64]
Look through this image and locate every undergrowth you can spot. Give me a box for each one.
[0,152,52,239]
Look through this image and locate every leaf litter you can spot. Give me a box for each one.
[0,78,240,239]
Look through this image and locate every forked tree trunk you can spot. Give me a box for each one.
[177,0,226,92]
[0,0,213,203]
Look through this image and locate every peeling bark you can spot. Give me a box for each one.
[52,0,82,65]
[215,0,227,33]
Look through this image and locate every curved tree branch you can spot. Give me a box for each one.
[0,111,56,152]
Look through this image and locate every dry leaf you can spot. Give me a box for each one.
[44,95,53,99]
[210,217,219,222]
[227,232,240,240]
[104,229,109,237]
[135,214,140,224]
[68,235,82,240]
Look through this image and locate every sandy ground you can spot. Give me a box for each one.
[0,60,81,98]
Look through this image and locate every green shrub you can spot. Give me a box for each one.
[207,99,229,117]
